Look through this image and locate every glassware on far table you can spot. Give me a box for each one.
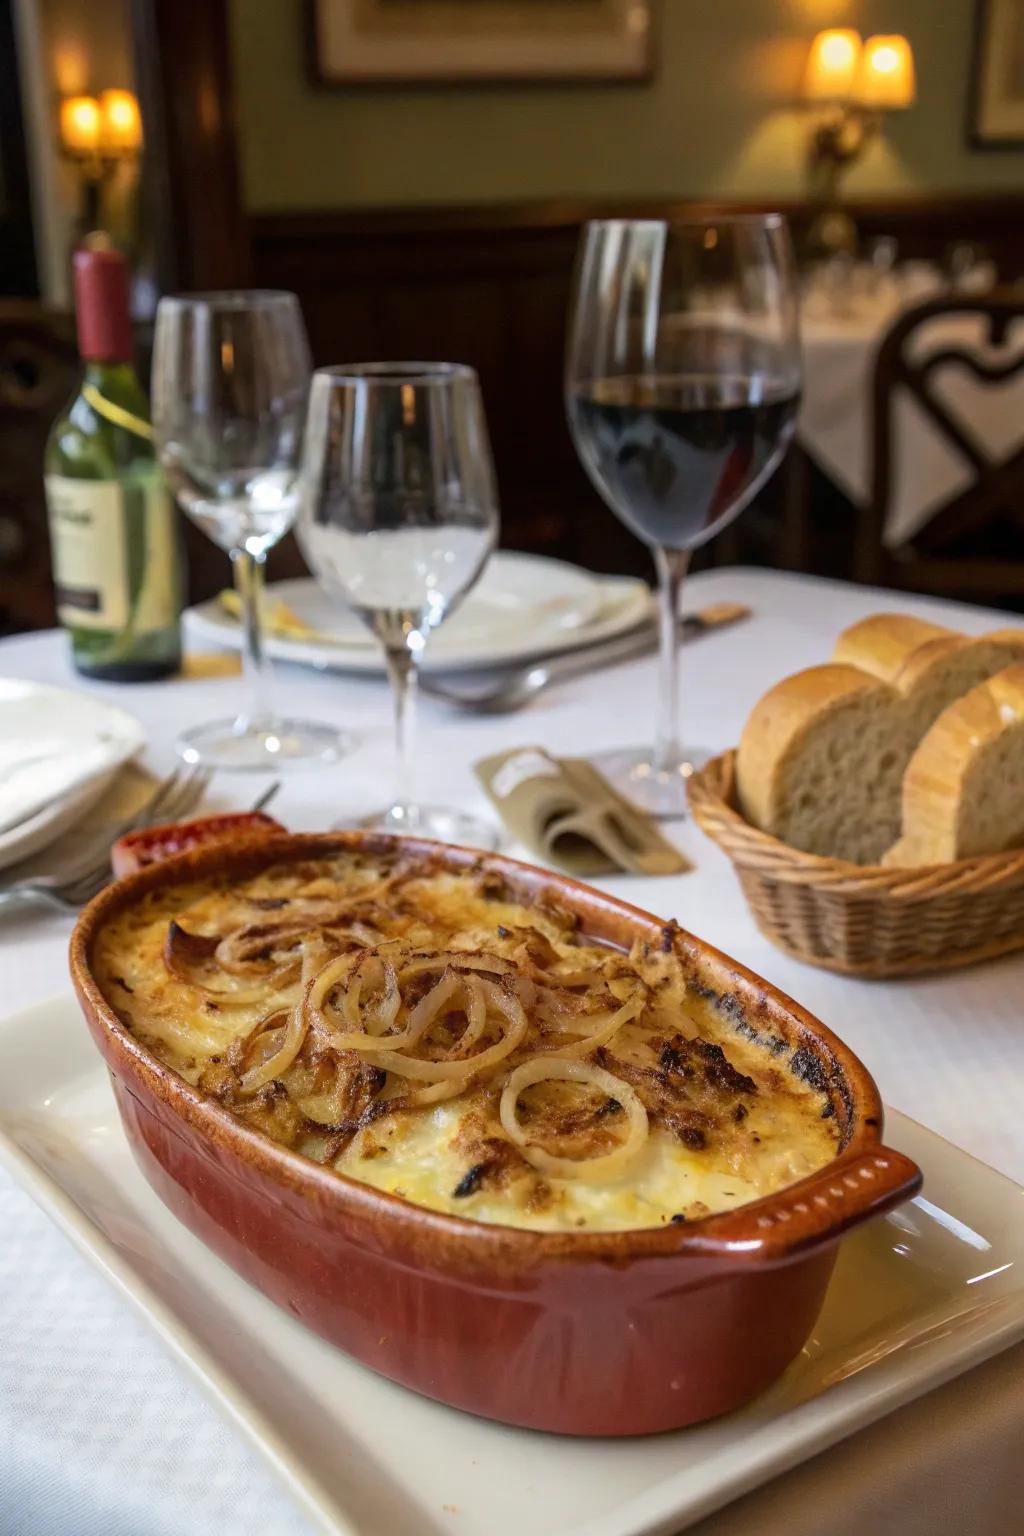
[565,215,802,816]
[151,289,354,771]
[297,362,499,846]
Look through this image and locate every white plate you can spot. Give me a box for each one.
[186,555,653,676]
[0,681,146,871]
[1,994,1022,1536]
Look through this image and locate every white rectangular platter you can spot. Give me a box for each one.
[2,994,1022,1536]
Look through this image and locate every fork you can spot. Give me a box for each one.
[419,602,751,714]
[0,767,212,916]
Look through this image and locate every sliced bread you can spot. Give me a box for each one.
[832,613,955,682]
[885,664,1024,866]
[737,615,1024,865]
[736,663,916,864]
[835,615,1024,737]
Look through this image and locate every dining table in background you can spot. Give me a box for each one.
[797,269,1024,547]
[1,565,1022,1536]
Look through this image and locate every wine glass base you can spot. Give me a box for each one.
[590,745,707,819]
[177,717,357,773]
[347,802,499,851]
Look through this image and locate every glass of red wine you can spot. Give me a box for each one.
[566,215,801,816]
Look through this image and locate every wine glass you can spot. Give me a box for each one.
[566,215,801,816]
[151,290,354,770]
[297,362,499,845]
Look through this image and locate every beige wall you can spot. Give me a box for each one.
[231,0,1024,213]
[15,0,136,303]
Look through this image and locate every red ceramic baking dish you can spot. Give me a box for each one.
[69,832,921,1436]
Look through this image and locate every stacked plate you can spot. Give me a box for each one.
[0,680,146,872]
[187,552,652,676]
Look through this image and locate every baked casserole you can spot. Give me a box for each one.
[93,847,840,1232]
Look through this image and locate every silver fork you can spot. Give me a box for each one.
[0,767,213,916]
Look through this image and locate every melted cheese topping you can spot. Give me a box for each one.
[94,854,840,1232]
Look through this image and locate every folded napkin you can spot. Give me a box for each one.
[0,678,145,836]
[475,747,691,877]
[2,761,158,883]
[0,735,120,836]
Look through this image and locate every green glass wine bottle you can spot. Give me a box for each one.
[45,247,184,681]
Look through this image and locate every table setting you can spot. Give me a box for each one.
[3,213,1024,1536]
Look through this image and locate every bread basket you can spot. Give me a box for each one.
[688,751,1024,977]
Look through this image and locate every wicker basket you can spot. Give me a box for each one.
[687,750,1024,977]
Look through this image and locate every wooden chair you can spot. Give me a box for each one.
[856,292,1024,602]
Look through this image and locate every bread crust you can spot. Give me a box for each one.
[885,663,1024,866]
[832,614,954,683]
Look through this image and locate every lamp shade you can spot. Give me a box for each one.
[59,95,101,154]
[99,89,142,153]
[803,29,862,102]
[856,35,916,110]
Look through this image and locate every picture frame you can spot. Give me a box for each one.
[969,0,1024,147]
[307,0,655,88]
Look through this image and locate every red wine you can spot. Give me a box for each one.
[568,375,799,550]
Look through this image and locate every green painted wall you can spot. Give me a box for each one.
[231,0,1024,212]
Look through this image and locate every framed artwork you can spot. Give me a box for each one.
[308,0,655,87]
[969,0,1024,147]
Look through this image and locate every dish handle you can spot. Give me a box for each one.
[689,1145,923,1262]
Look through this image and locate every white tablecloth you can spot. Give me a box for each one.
[2,566,1023,1536]
[799,308,1024,547]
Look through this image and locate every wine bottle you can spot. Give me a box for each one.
[44,247,184,680]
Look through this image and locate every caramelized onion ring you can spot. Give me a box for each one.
[364,978,528,1082]
[499,1059,648,1181]
[164,922,276,1005]
[544,990,645,1059]
[238,996,312,1094]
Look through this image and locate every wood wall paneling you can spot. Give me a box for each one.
[131,0,249,293]
[248,195,1024,592]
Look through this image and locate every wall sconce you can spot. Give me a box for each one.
[803,30,916,256]
[58,88,143,236]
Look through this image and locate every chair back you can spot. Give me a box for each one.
[861,291,1024,599]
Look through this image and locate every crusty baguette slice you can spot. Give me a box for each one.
[834,614,1024,709]
[885,664,1024,866]
[736,664,914,865]
[738,618,1024,865]
[833,613,956,682]
[892,629,1024,737]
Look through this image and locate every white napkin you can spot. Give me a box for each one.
[0,679,146,836]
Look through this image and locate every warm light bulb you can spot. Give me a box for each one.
[59,95,101,155]
[856,35,916,110]
[803,29,862,102]
[99,89,143,153]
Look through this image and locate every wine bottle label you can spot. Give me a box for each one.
[45,475,180,635]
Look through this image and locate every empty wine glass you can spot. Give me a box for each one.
[298,362,499,845]
[152,290,354,769]
[566,216,801,816]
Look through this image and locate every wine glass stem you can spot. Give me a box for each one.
[653,545,691,774]
[384,644,418,813]
[232,546,274,731]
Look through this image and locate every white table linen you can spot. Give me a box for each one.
[799,306,1024,547]
[2,565,1023,1536]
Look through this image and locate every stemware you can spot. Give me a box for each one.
[566,215,802,816]
[151,290,354,770]
[298,362,499,845]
